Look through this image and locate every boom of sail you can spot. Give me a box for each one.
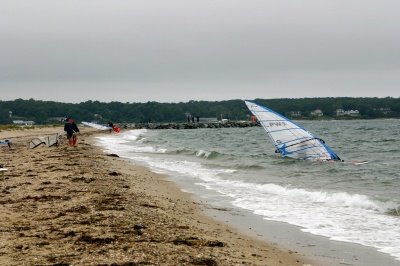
[245,100,341,161]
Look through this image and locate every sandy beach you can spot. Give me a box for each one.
[0,126,311,265]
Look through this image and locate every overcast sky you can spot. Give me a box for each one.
[1,0,399,103]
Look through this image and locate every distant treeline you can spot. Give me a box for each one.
[0,97,399,124]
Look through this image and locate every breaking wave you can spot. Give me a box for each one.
[195,150,221,159]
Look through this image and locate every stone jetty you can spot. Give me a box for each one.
[125,121,261,130]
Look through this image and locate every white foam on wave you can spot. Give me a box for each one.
[196,149,212,158]
[137,137,146,144]
[122,129,148,141]
[96,129,166,155]
[130,155,232,179]
[96,130,232,179]
[95,129,400,261]
[195,178,400,261]
[196,149,207,156]
[96,129,146,145]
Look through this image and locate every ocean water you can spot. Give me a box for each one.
[95,119,400,261]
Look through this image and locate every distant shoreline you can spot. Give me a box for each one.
[91,117,399,130]
[2,97,399,125]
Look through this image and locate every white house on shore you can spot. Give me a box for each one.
[13,120,35,125]
[310,109,323,117]
[373,107,391,115]
[335,109,360,117]
[289,111,302,117]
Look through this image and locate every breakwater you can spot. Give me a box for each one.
[125,121,261,130]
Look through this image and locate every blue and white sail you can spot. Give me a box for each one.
[245,100,341,161]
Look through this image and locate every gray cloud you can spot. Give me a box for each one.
[1,0,399,102]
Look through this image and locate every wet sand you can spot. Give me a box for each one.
[0,126,311,265]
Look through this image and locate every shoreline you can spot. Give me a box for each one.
[0,127,309,265]
[135,159,400,266]
[92,127,400,266]
[204,201,400,266]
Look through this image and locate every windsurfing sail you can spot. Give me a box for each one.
[82,122,111,131]
[82,121,121,133]
[245,100,341,161]
[0,139,11,148]
[29,138,45,149]
[29,133,62,149]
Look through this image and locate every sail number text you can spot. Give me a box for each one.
[268,122,286,127]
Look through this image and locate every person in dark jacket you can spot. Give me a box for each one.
[108,121,114,133]
[64,118,80,146]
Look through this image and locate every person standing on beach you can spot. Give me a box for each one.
[108,121,114,133]
[64,118,80,146]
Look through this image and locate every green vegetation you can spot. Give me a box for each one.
[0,124,26,131]
[0,97,399,124]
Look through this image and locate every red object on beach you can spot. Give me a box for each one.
[113,126,121,133]
[72,134,77,146]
